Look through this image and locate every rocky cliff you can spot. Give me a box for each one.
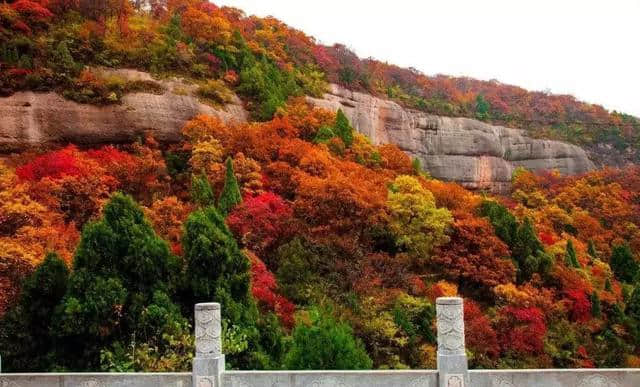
[307,84,595,191]
[0,71,595,191]
[0,69,247,149]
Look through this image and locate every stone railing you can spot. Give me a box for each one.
[2,297,640,386]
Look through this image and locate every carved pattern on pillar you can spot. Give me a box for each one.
[443,374,463,387]
[408,377,432,387]
[492,380,515,387]
[577,375,620,387]
[195,303,222,358]
[196,376,215,387]
[227,379,252,387]
[436,298,465,356]
[308,377,349,387]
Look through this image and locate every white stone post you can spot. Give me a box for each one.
[193,303,224,387]
[436,297,469,387]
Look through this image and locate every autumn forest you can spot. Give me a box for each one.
[2,0,640,373]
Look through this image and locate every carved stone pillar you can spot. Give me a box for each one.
[193,303,225,387]
[436,297,469,387]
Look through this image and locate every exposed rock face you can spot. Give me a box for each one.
[308,84,595,191]
[0,69,247,148]
[0,70,595,191]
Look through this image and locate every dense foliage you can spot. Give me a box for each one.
[2,0,640,373]
[0,0,638,156]
[3,97,640,370]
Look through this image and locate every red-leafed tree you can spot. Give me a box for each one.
[464,300,499,361]
[11,0,53,25]
[565,289,591,323]
[16,145,83,181]
[497,306,547,356]
[539,231,556,246]
[247,252,295,328]
[227,192,293,255]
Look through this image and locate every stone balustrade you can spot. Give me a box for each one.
[2,297,640,386]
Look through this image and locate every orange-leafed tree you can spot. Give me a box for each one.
[432,214,515,295]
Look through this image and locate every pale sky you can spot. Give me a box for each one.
[215,0,640,117]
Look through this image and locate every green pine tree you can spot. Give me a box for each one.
[480,200,519,246]
[587,240,598,259]
[191,173,215,207]
[475,94,491,121]
[513,217,551,282]
[565,239,581,268]
[333,109,354,147]
[49,40,78,76]
[480,201,553,282]
[591,291,601,317]
[412,157,422,175]
[605,278,612,292]
[0,253,69,371]
[610,244,638,283]
[285,307,372,370]
[183,206,279,368]
[218,157,242,215]
[627,286,640,322]
[53,193,180,369]
[313,126,335,144]
[183,206,251,308]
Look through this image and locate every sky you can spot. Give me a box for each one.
[215,0,640,117]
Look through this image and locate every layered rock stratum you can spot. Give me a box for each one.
[0,69,247,147]
[307,84,595,191]
[0,71,595,191]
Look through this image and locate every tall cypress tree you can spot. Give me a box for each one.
[475,94,491,121]
[628,286,640,322]
[182,205,276,368]
[334,109,354,147]
[480,202,551,282]
[587,239,598,259]
[513,217,551,282]
[591,291,601,318]
[53,193,180,369]
[479,200,518,246]
[610,244,638,283]
[191,173,215,207]
[218,157,242,215]
[0,253,69,371]
[183,206,251,310]
[565,239,580,268]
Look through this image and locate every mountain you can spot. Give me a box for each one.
[2,0,640,373]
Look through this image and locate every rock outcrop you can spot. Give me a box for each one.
[0,69,247,148]
[308,84,595,191]
[0,70,595,191]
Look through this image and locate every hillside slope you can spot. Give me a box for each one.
[0,72,594,191]
[2,0,640,375]
[1,0,639,163]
